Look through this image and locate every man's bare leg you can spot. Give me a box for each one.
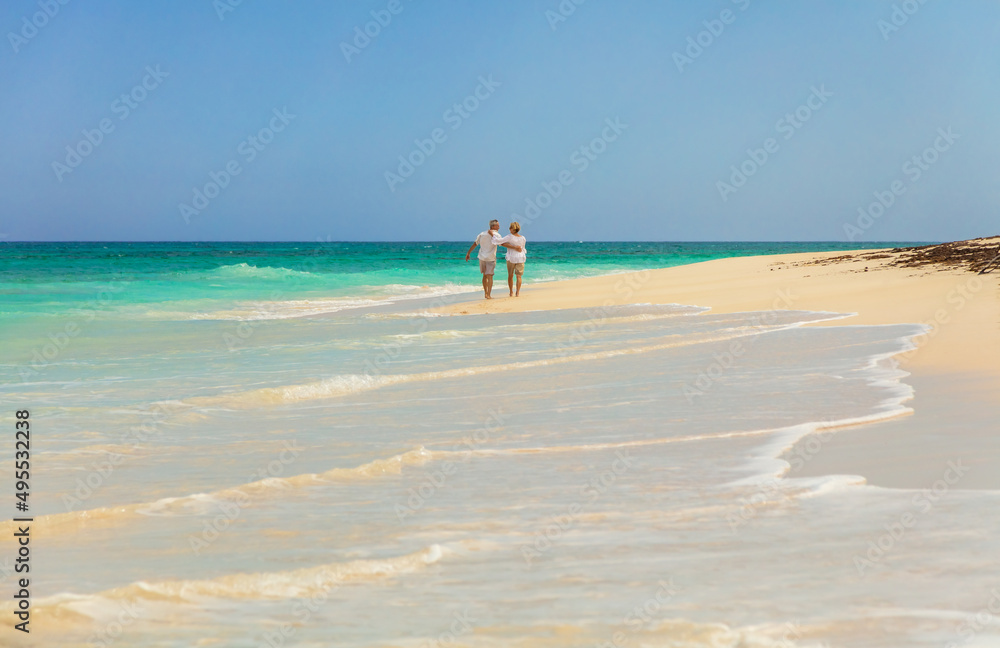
[482,274,489,299]
[486,275,493,298]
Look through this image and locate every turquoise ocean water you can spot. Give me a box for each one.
[1,241,913,322]
[5,241,999,648]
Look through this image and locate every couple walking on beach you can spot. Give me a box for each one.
[465,219,527,299]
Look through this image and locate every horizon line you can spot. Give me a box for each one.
[0,239,946,245]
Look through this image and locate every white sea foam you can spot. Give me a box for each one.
[203,263,319,281]
[2,447,437,534]
[187,282,474,321]
[31,544,447,612]
[17,301,990,648]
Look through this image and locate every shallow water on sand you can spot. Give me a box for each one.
[3,291,998,648]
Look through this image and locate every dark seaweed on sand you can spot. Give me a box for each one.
[799,236,1000,274]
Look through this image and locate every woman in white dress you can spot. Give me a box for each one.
[498,221,527,297]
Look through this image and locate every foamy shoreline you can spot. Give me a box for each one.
[438,238,1000,489]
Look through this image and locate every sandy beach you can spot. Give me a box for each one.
[442,238,1000,490]
[9,0,1000,642]
[6,238,998,647]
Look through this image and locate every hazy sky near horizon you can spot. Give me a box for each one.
[1,1,998,242]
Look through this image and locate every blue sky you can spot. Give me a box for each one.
[1,0,997,242]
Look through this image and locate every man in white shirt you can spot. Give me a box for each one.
[465,219,522,299]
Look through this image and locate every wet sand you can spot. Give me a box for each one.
[440,237,1000,489]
